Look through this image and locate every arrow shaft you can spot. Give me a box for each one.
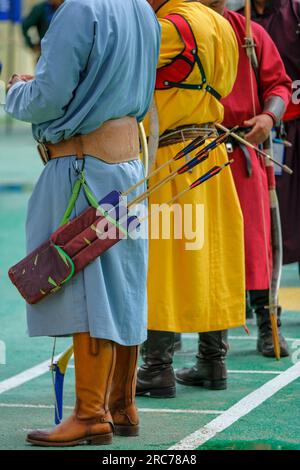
[123,132,213,197]
[216,123,293,174]
[139,161,233,223]
[128,132,232,208]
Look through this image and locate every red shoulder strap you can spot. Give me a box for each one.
[155,13,198,90]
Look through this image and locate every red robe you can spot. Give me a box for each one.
[222,9,291,290]
[247,0,300,265]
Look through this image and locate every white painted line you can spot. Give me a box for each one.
[228,369,281,375]
[139,408,223,415]
[229,335,299,342]
[0,356,59,395]
[175,368,282,375]
[0,357,285,401]
[181,334,299,342]
[0,403,55,409]
[169,360,300,450]
[0,403,223,415]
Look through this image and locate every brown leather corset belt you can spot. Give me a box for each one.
[37,117,140,165]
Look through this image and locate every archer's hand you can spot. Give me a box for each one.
[7,74,34,92]
[243,114,274,145]
[20,74,34,81]
[7,74,22,92]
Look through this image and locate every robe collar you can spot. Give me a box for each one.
[156,0,188,17]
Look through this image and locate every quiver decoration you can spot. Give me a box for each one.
[8,174,140,304]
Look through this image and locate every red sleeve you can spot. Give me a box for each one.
[253,22,292,109]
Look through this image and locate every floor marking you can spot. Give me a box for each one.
[140,408,223,415]
[0,403,223,415]
[181,334,299,342]
[71,365,284,375]
[169,360,300,450]
[229,335,299,342]
[0,358,286,397]
[228,370,281,375]
[0,356,58,395]
[175,367,282,375]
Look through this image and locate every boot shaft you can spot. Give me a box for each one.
[110,344,139,410]
[197,330,228,361]
[141,330,175,366]
[110,344,140,431]
[73,333,116,419]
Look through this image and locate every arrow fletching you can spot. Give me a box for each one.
[174,130,216,160]
[52,346,74,424]
[190,159,234,189]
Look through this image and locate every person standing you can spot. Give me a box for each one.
[246,0,300,268]
[137,0,245,398]
[22,0,64,55]
[176,0,292,391]
[5,0,160,447]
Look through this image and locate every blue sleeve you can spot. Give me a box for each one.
[5,1,95,124]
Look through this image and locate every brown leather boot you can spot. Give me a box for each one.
[27,333,116,447]
[109,344,139,437]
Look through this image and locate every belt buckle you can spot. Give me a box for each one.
[37,142,50,165]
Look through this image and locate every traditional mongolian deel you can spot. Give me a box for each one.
[222,8,291,290]
[246,0,300,265]
[8,131,233,306]
[146,0,245,333]
[5,0,161,346]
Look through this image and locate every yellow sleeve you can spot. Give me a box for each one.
[158,18,183,68]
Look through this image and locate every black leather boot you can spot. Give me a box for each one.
[136,330,176,398]
[250,290,289,358]
[174,333,182,352]
[246,291,254,320]
[175,331,228,390]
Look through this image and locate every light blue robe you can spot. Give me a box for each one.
[5,0,161,345]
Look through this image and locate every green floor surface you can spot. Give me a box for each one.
[0,127,299,450]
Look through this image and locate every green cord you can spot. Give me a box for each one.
[54,245,75,285]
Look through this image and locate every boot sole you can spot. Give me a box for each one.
[114,425,140,437]
[176,377,227,390]
[26,432,113,447]
[136,386,176,398]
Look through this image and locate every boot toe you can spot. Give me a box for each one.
[175,367,202,385]
[175,367,199,385]
[136,365,176,397]
[26,429,52,444]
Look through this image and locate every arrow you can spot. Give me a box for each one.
[122,130,216,196]
[128,127,237,208]
[138,160,234,223]
[216,123,293,175]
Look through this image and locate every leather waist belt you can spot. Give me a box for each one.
[158,123,217,148]
[225,127,253,177]
[37,117,140,165]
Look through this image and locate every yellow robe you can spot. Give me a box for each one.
[147,0,245,332]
